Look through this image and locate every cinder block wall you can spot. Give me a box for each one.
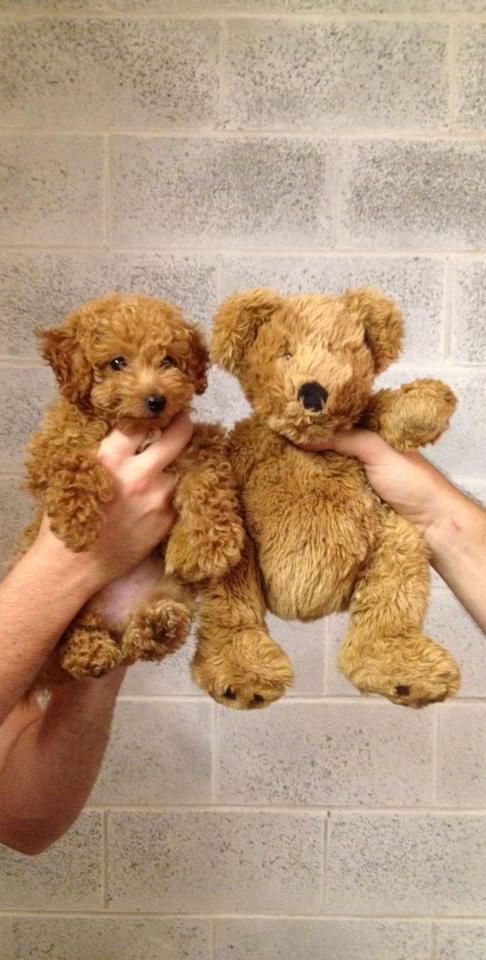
[0,2,485,958]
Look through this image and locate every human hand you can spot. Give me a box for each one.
[33,413,194,588]
[302,428,460,534]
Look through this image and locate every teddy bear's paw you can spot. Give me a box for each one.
[165,519,244,582]
[393,379,457,451]
[192,629,294,709]
[61,629,122,679]
[121,599,192,664]
[340,631,460,708]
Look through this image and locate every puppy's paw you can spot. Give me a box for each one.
[45,458,113,551]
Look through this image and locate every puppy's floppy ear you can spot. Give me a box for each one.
[212,288,286,374]
[342,287,403,374]
[187,323,210,395]
[37,321,93,407]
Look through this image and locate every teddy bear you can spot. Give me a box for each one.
[19,292,243,682]
[191,286,460,710]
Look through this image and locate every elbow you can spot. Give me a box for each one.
[0,821,64,856]
[2,835,52,856]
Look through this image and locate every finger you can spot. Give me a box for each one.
[330,428,396,465]
[136,413,194,475]
[98,426,149,464]
[155,472,179,508]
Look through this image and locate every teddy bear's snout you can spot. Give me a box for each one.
[297,381,329,412]
[145,393,166,415]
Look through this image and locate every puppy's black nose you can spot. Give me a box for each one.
[145,394,166,414]
[298,381,329,411]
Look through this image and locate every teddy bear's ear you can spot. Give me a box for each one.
[212,288,286,373]
[343,287,404,374]
[37,321,94,408]
[187,323,210,395]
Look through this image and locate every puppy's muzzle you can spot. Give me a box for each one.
[145,394,166,415]
[298,381,328,412]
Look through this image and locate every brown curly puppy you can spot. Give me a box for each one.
[193,287,460,710]
[21,293,243,680]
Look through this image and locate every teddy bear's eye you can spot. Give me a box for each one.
[161,355,178,368]
[282,351,293,360]
[109,356,127,371]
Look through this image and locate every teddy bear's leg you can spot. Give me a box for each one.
[60,610,123,679]
[339,509,460,707]
[192,538,294,709]
[362,379,456,451]
[120,585,193,665]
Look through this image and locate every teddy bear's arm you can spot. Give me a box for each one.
[25,408,113,551]
[360,378,456,452]
[165,424,244,582]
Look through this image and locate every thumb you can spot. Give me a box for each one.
[328,428,395,466]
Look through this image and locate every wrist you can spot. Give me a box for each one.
[424,483,486,566]
[28,531,106,602]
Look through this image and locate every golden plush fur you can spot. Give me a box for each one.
[192,287,460,710]
[21,293,243,681]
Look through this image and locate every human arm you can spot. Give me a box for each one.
[0,414,193,853]
[308,428,486,632]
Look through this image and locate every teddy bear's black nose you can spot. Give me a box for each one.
[298,381,329,411]
[145,394,166,414]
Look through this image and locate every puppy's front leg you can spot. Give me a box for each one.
[165,426,243,583]
[43,449,113,551]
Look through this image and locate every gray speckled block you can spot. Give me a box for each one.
[214,701,433,806]
[0,812,102,910]
[0,475,33,571]
[110,136,335,248]
[0,366,55,471]
[214,918,431,960]
[0,916,210,960]
[455,25,486,131]
[267,614,325,696]
[194,366,251,430]
[339,140,486,251]
[91,699,212,805]
[121,632,201,696]
[0,252,218,357]
[326,813,486,915]
[0,0,104,8]
[222,255,445,364]
[326,588,486,699]
[4,0,486,9]
[438,704,486,806]
[325,611,358,697]
[0,136,104,246]
[1,19,219,130]
[451,260,486,363]
[66,0,486,10]
[436,923,486,960]
[106,810,323,913]
[224,21,447,131]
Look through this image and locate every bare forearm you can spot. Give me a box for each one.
[425,486,486,632]
[0,541,100,722]
[0,669,125,853]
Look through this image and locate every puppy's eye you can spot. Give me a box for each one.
[161,355,178,368]
[109,356,127,371]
